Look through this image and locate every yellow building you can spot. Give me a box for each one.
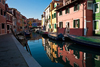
[49,1,63,33]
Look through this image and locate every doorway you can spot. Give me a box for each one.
[7,25,10,33]
[65,22,70,34]
[0,24,1,34]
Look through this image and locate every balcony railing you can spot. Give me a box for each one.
[65,0,78,5]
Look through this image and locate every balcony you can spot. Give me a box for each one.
[65,0,78,5]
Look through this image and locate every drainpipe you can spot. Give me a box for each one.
[83,2,87,36]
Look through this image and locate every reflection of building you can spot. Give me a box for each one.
[42,38,99,67]
[58,44,96,67]
[42,38,58,62]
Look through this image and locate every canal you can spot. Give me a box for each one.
[25,32,100,67]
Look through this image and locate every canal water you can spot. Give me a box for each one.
[25,32,100,67]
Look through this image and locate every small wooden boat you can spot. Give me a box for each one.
[24,30,30,37]
[48,33,64,41]
[67,34,100,48]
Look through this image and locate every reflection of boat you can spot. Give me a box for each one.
[48,33,64,41]
[24,30,30,37]
[68,34,100,48]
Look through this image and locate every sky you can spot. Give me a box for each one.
[6,0,51,20]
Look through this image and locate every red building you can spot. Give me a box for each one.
[5,4,13,34]
[56,0,93,36]
[16,10,21,33]
[0,0,6,35]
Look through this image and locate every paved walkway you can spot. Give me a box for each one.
[0,34,41,67]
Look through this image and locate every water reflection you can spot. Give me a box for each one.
[42,37,100,67]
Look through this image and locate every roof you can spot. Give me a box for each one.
[56,0,79,11]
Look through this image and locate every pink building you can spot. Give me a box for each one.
[56,0,93,36]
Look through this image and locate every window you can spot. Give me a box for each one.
[74,4,79,11]
[2,23,5,29]
[1,9,3,15]
[0,0,1,2]
[4,11,6,16]
[52,14,54,19]
[87,1,93,10]
[94,3,99,13]
[54,13,56,18]
[3,0,5,4]
[49,16,50,20]
[59,11,62,16]
[73,50,80,59]
[65,8,70,14]
[59,22,63,28]
[54,4,56,8]
[73,19,80,28]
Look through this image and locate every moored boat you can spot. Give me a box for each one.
[67,34,100,48]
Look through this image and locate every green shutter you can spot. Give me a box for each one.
[49,25,51,28]
[54,13,56,18]
[78,19,80,28]
[54,13,55,18]
[61,11,62,15]
[54,24,56,28]
[65,9,67,14]
[74,6,75,11]
[73,20,75,28]
[49,16,50,19]
[78,4,79,10]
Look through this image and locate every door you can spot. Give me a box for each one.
[0,24,1,34]
[7,25,10,33]
[66,22,70,34]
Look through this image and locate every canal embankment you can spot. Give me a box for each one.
[0,34,41,67]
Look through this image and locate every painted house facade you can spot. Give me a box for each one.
[56,0,93,36]
[93,0,100,35]
[49,0,63,33]
[16,10,20,32]
[0,0,6,35]
[9,8,17,33]
[45,5,50,32]
[5,4,13,34]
